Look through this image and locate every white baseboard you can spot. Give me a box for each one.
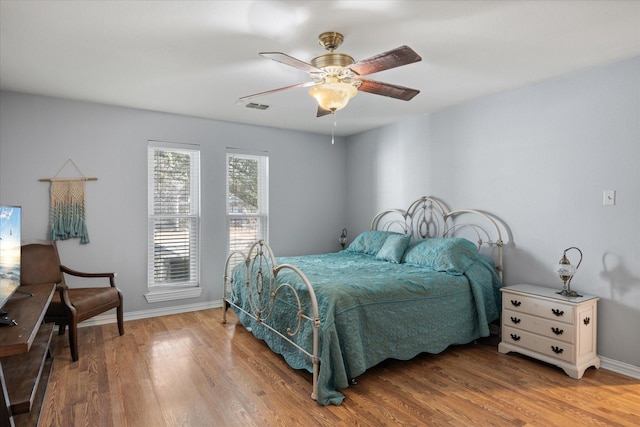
[77,298,225,327]
[78,302,640,381]
[600,356,640,379]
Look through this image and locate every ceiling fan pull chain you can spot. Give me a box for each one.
[331,111,337,144]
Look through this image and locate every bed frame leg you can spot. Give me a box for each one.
[222,300,230,324]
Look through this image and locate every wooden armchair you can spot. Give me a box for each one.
[20,242,124,361]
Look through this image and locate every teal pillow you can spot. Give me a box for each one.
[346,231,399,256]
[403,237,478,275]
[375,234,412,263]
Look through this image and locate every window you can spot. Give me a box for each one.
[226,149,268,260]
[147,141,200,295]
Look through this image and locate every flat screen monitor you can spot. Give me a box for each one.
[0,205,21,309]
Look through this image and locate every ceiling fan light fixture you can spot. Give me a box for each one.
[309,80,358,112]
[242,32,422,118]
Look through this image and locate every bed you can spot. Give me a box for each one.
[222,196,506,405]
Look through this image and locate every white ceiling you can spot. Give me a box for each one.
[1,1,639,137]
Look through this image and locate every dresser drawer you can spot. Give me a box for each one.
[502,326,575,363]
[503,309,574,343]
[503,292,574,324]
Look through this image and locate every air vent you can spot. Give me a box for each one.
[246,102,269,110]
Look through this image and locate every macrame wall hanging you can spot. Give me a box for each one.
[39,159,97,244]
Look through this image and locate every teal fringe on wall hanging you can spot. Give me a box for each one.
[49,180,90,244]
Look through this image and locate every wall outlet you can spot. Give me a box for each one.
[603,190,616,205]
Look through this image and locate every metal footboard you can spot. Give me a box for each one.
[222,240,321,401]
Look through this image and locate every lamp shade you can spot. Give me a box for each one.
[309,80,358,112]
[555,256,577,284]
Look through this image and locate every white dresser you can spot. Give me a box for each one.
[498,284,600,379]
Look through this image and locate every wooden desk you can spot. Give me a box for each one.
[0,284,55,427]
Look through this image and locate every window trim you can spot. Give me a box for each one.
[145,140,202,303]
[226,148,269,260]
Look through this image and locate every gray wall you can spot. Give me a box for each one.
[1,56,637,370]
[0,92,348,314]
[345,57,640,368]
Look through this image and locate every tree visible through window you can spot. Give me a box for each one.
[148,142,200,288]
[226,150,268,258]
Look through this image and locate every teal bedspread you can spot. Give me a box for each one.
[231,250,502,405]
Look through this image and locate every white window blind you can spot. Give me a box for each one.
[226,149,268,260]
[148,141,200,288]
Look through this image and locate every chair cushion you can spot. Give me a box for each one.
[48,287,121,323]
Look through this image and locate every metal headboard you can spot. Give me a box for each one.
[370,196,505,280]
[370,196,449,240]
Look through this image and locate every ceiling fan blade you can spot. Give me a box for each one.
[260,52,323,74]
[239,81,316,101]
[357,79,420,101]
[349,46,421,76]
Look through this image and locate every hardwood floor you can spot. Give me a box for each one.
[37,308,639,427]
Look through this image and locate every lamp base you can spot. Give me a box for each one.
[556,289,583,298]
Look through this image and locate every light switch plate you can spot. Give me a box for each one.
[603,190,616,205]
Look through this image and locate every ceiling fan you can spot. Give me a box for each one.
[239,31,422,117]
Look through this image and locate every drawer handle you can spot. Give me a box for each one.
[551,327,564,335]
[510,316,521,324]
[583,317,590,326]
[510,300,522,307]
[510,333,521,341]
[551,346,564,354]
[551,308,564,317]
